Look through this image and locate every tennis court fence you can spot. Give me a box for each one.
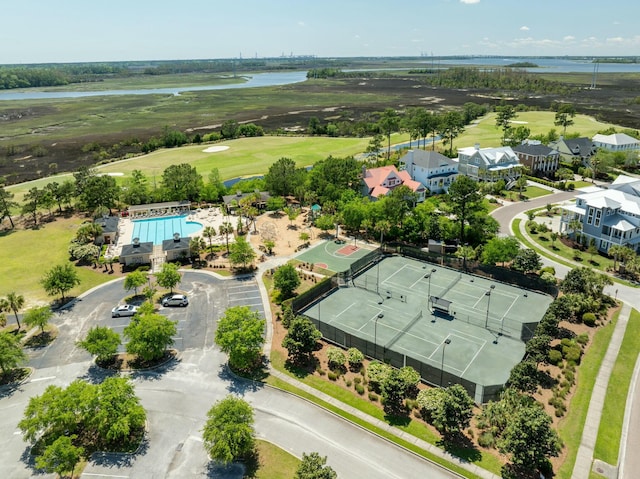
[301,312,502,404]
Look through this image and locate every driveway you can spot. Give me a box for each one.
[1,271,458,479]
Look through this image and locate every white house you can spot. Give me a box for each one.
[399,149,459,194]
[592,133,640,153]
[559,175,640,253]
[457,144,522,184]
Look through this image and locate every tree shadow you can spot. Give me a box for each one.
[384,412,411,427]
[284,357,318,379]
[205,461,245,478]
[23,331,55,349]
[218,365,265,395]
[538,369,558,389]
[0,369,28,398]
[436,433,482,463]
[79,363,120,385]
[128,352,180,381]
[89,435,149,469]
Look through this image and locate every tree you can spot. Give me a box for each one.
[202,395,255,464]
[365,134,384,162]
[282,317,321,364]
[495,104,517,145]
[0,178,18,228]
[22,186,45,226]
[23,305,53,334]
[6,291,25,329]
[81,175,120,213]
[161,163,203,201]
[511,248,542,274]
[215,306,265,372]
[77,326,121,363]
[515,176,528,198]
[481,237,520,266]
[124,269,148,296]
[35,435,84,477]
[155,262,182,293]
[264,157,306,197]
[380,367,411,414]
[554,103,576,136]
[447,176,483,244]
[525,334,552,365]
[379,108,401,160]
[427,384,475,437]
[19,378,146,456]
[190,236,206,260]
[220,119,239,139]
[295,452,337,479]
[507,360,540,393]
[438,111,465,156]
[560,267,612,302]
[121,169,151,205]
[123,312,177,362]
[229,235,256,269]
[347,348,365,370]
[498,404,562,472]
[202,226,217,251]
[0,331,27,375]
[219,221,234,255]
[41,263,81,302]
[273,263,301,299]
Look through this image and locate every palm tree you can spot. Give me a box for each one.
[0,298,9,327]
[202,226,217,252]
[7,292,25,330]
[219,222,234,255]
[375,220,392,246]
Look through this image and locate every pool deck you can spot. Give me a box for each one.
[107,207,234,259]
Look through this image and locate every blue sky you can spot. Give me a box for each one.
[2,0,639,64]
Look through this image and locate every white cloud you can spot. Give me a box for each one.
[520,26,529,31]
[563,36,575,41]
[460,0,480,4]
[297,21,306,27]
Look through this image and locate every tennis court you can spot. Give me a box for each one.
[300,255,553,403]
[295,239,376,273]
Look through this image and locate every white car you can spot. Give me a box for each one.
[162,294,189,307]
[111,304,138,318]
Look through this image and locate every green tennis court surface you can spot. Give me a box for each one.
[295,239,376,272]
[301,255,553,403]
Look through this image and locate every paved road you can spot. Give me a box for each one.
[1,271,458,479]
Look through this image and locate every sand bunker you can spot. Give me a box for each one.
[202,145,230,153]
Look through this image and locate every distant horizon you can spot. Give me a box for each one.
[2,54,639,68]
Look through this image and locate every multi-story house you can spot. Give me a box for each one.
[559,175,640,253]
[361,165,426,202]
[457,144,522,184]
[398,149,459,194]
[549,137,596,167]
[592,133,640,154]
[512,141,560,177]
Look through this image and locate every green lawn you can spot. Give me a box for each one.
[556,309,620,479]
[0,216,112,304]
[255,439,300,479]
[593,308,640,465]
[521,185,552,200]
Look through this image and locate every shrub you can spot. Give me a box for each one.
[353,376,362,385]
[541,272,556,284]
[347,347,365,370]
[548,349,563,365]
[540,266,556,275]
[355,383,365,395]
[345,379,352,387]
[576,333,589,346]
[368,392,379,402]
[326,346,346,370]
[564,346,582,365]
[527,221,538,234]
[582,312,597,327]
[367,361,391,392]
[478,431,495,448]
[327,371,338,381]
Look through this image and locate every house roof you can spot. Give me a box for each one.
[399,149,457,169]
[575,175,640,216]
[120,241,153,256]
[222,191,271,206]
[551,137,594,157]
[363,165,425,198]
[457,145,520,167]
[512,143,558,157]
[162,236,191,251]
[603,214,639,232]
[592,133,640,146]
[95,216,119,234]
[128,201,190,212]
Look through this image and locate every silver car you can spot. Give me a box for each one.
[162,294,189,307]
[111,304,138,318]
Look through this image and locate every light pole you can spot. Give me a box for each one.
[425,268,436,310]
[440,338,451,387]
[484,285,495,329]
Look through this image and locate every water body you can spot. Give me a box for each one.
[0,71,307,101]
[428,57,640,74]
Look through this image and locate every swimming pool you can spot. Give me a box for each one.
[131,215,203,245]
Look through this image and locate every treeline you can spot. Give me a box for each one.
[0,64,127,90]
[306,68,392,79]
[423,67,578,95]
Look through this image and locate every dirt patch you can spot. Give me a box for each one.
[249,209,322,258]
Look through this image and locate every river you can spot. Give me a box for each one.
[0,71,308,101]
